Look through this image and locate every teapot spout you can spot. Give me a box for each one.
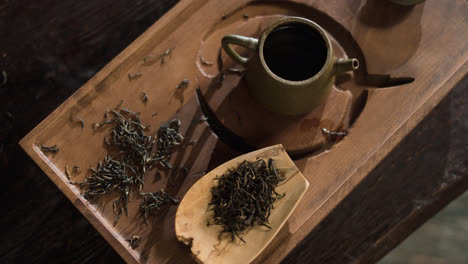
[334,58,359,74]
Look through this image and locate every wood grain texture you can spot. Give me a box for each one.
[1,0,466,264]
[281,73,468,264]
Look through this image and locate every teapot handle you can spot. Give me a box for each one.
[221,34,258,65]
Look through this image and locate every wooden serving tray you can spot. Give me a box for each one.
[20,0,467,263]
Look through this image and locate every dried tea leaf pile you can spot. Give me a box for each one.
[106,110,154,190]
[208,158,285,243]
[153,119,184,169]
[140,189,179,224]
[76,108,184,226]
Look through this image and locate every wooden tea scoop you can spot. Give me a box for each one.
[175,144,309,264]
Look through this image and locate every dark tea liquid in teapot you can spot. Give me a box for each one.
[263,23,327,81]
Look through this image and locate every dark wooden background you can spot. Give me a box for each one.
[0,0,466,263]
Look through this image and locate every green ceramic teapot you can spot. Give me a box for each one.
[222,16,359,115]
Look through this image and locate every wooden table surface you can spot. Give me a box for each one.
[1,0,466,263]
